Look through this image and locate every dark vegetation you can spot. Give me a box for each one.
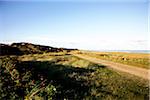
[0,42,78,56]
[0,44,23,55]
[0,57,94,99]
[0,56,149,99]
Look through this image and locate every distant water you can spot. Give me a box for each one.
[92,50,150,54]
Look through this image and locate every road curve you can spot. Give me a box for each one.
[72,54,150,80]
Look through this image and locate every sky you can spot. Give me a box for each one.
[0,0,149,50]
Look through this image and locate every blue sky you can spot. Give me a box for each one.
[0,0,149,50]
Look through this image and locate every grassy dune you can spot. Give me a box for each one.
[79,51,150,69]
[0,53,149,99]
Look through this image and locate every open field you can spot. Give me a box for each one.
[0,52,149,99]
[77,51,150,69]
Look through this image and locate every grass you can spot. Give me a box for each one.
[79,51,150,69]
[0,53,149,99]
[17,52,68,61]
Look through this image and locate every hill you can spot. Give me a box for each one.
[0,42,78,56]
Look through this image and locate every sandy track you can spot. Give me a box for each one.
[72,54,150,80]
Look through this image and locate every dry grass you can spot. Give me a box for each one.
[78,51,150,69]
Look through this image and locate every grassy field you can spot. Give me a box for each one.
[78,51,150,69]
[0,53,149,99]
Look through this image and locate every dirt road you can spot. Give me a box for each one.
[72,54,150,80]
